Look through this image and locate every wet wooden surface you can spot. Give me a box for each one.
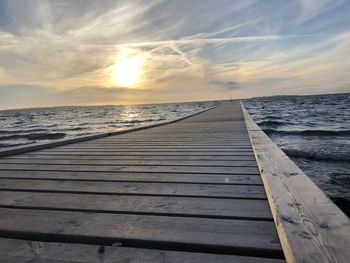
[0,102,285,262]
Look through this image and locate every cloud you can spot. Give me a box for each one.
[0,0,350,109]
[210,80,241,90]
[295,0,344,25]
[121,34,334,48]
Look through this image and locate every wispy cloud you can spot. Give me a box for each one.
[120,34,334,48]
[295,0,345,25]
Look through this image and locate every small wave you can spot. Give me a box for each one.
[329,173,350,185]
[119,118,163,124]
[263,116,282,120]
[0,142,32,148]
[27,132,66,140]
[64,127,86,131]
[0,132,66,141]
[283,148,350,162]
[0,128,48,135]
[120,120,142,124]
[256,120,288,127]
[264,129,350,137]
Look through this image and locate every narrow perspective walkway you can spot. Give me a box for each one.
[0,102,285,262]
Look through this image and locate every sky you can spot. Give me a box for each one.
[0,0,349,109]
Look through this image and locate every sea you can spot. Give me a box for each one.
[0,93,349,216]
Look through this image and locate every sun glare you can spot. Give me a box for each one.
[112,56,141,87]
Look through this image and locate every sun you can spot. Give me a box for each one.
[112,56,141,87]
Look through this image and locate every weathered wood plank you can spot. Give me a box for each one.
[0,170,263,185]
[90,139,251,143]
[120,133,249,137]
[80,142,252,146]
[0,191,272,220]
[7,154,257,161]
[124,126,248,131]
[24,151,255,156]
[242,103,350,263]
[57,145,253,150]
[0,179,266,199]
[0,158,258,167]
[41,150,253,154]
[0,163,260,174]
[0,208,283,256]
[0,237,285,263]
[123,128,247,131]
[88,136,251,141]
[80,144,252,148]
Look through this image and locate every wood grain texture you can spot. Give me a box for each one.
[7,153,257,161]
[41,148,254,152]
[0,207,282,255]
[58,145,254,149]
[0,158,258,167]
[0,238,285,263]
[0,170,263,184]
[0,191,272,220]
[24,151,255,156]
[79,142,252,145]
[89,139,251,143]
[0,179,267,199]
[0,163,260,174]
[242,103,350,263]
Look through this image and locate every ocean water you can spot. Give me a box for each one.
[0,101,221,148]
[244,93,350,216]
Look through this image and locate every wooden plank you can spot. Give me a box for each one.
[135,121,246,126]
[133,127,248,130]
[0,158,258,167]
[0,164,260,174]
[94,141,251,144]
[122,127,247,130]
[125,124,247,128]
[57,145,253,150]
[90,134,250,138]
[134,120,245,125]
[81,144,252,147]
[0,191,272,220]
[99,136,250,140]
[242,103,350,263]
[7,154,257,161]
[24,151,255,156]
[41,150,253,154]
[125,126,247,130]
[80,142,252,146]
[0,207,283,257]
[89,139,251,143]
[143,127,248,130]
[121,133,249,137]
[0,170,263,185]
[0,237,285,263]
[0,179,266,199]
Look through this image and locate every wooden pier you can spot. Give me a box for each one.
[0,101,348,262]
